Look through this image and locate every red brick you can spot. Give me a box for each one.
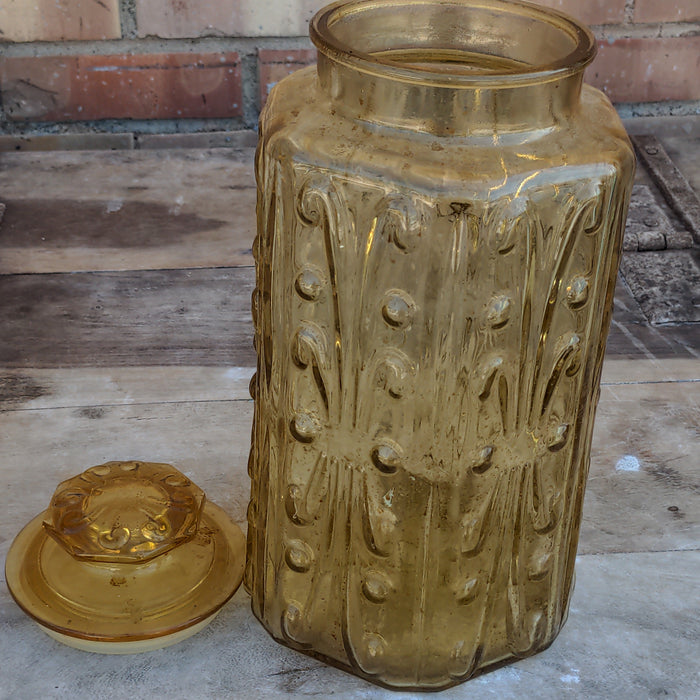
[586,37,700,103]
[0,0,120,42]
[259,49,317,108]
[136,0,322,38]
[634,0,700,23]
[0,53,242,122]
[536,0,626,26]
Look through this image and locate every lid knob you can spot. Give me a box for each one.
[43,461,205,563]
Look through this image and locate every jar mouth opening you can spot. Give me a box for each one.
[311,0,596,88]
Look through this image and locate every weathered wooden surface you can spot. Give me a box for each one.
[1,138,699,699]
[607,275,700,357]
[620,249,700,325]
[584,382,700,555]
[0,366,253,410]
[633,134,700,244]
[0,400,253,530]
[623,183,693,251]
[0,149,256,274]
[0,268,256,367]
[1,551,696,700]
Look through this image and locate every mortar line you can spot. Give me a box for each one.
[1,23,698,58]
[1,101,698,140]
[592,21,700,40]
[0,35,314,59]
[118,0,137,39]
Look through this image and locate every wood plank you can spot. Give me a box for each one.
[1,129,699,700]
[620,249,700,324]
[605,275,700,358]
[0,268,256,368]
[0,550,698,698]
[632,134,700,244]
[0,378,697,696]
[606,318,700,359]
[601,357,700,384]
[623,184,693,251]
[583,381,700,555]
[1,362,695,412]
[0,400,253,531]
[0,149,256,274]
[0,366,254,410]
[658,130,700,199]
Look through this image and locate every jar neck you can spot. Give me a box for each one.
[311,0,596,136]
[316,54,586,136]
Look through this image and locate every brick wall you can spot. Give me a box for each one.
[0,0,698,134]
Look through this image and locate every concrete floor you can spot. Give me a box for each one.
[0,117,698,699]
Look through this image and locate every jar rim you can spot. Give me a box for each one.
[310,0,597,89]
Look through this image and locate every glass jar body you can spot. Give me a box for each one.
[245,21,634,689]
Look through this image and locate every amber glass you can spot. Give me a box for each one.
[6,461,246,652]
[245,0,634,690]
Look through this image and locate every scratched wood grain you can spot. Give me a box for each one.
[0,366,254,410]
[0,268,256,367]
[605,276,700,359]
[0,149,256,274]
[0,400,254,531]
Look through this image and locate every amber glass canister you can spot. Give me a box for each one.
[245,0,634,690]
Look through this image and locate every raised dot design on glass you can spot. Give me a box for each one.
[285,539,314,572]
[164,473,190,488]
[566,276,589,309]
[486,295,511,328]
[381,290,415,328]
[290,411,321,443]
[374,350,413,399]
[362,570,392,603]
[142,515,170,543]
[472,446,494,474]
[285,602,302,624]
[295,268,324,301]
[547,423,569,452]
[365,633,387,659]
[371,440,403,474]
[98,526,130,550]
[456,577,479,605]
[249,372,257,399]
[284,601,304,634]
[88,464,111,477]
[282,601,306,642]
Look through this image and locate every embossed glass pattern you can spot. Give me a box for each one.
[6,461,246,653]
[245,0,634,689]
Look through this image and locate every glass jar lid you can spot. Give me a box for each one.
[5,461,246,653]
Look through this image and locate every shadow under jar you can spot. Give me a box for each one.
[245,0,634,690]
